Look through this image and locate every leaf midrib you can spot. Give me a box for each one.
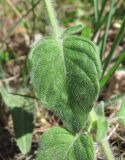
[64,132,82,160]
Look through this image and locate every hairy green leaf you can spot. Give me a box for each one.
[29,35,101,133]
[95,101,105,117]
[81,26,91,40]
[96,117,108,141]
[0,85,25,108]
[62,25,84,38]
[36,127,95,160]
[12,98,35,154]
[89,102,108,141]
[0,86,35,154]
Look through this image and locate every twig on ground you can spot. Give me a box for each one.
[0,74,19,83]
[107,124,119,140]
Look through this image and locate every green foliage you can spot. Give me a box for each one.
[92,0,99,23]
[96,118,108,141]
[0,85,25,108]
[90,102,109,141]
[103,15,125,74]
[117,99,125,126]
[12,102,34,154]
[95,101,105,117]
[99,0,115,58]
[36,127,95,160]
[1,0,125,159]
[0,85,35,154]
[28,1,102,159]
[0,52,9,62]
[62,25,84,38]
[101,51,125,88]
[81,26,91,40]
[100,138,115,160]
[29,35,101,133]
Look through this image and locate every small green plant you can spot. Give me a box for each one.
[0,0,125,159]
[28,0,125,160]
[29,0,101,159]
[28,0,125,159]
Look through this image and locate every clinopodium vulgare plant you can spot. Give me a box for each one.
[28,0,101,159]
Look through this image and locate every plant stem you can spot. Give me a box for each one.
[44,0,60,38]
[100,138,115,160]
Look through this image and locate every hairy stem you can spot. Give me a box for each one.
[44,0,60,38]
[100,138,115,160]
